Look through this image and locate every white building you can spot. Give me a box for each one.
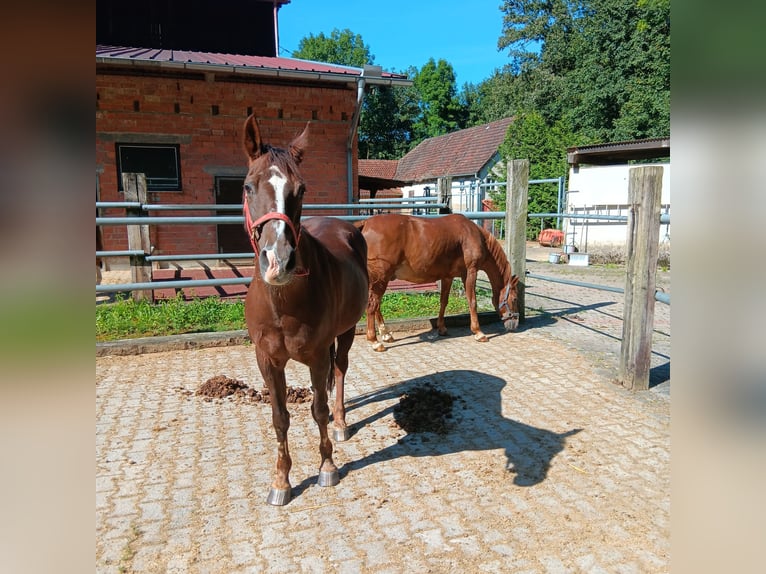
[565,138,670,251]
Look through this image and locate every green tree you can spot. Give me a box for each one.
[292,28,373,68]
[412,58,463,139]
[359,81,420,159]
[493,111,581,239]
[496,0,670,142]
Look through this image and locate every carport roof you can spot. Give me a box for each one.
[567,137,670,166]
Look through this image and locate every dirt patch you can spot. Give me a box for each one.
[393,383,460,435]
[188,375,313,404]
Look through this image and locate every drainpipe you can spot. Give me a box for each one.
[347,65,382,207]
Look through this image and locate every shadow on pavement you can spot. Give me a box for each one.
[342,369,582,488]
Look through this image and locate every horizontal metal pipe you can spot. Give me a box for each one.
[143,204,241,211]
[304,203,447,210]
[140,203,445,211]
[530,213,628,221]
[359,197,439,202]
[655,291,671,305]
[97,216,244,225]
[96,276,252,293]
[531,212,670,224]
[526,273,670,305]
[96,250,145,257]
[527,272,625,294]
[96,202,142,208]
[146,253,253,261]
[529,178,561,184]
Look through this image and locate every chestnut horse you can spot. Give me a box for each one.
[355,213,519,352]
[242,115,368,505]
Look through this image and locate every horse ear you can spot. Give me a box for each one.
[243,114,264,160]
[288,122,310,164]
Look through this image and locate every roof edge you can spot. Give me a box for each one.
[96,54,412,87]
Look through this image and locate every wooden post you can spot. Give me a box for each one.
[122,173,152,301]
[618,166,663,390]
[437,176,452,212]
[505,159,529,323]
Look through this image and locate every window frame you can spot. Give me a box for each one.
[116,142,182,192]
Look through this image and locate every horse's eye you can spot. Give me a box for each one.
[244,183,254,195]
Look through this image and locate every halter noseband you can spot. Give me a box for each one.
[243,192,301,253]
[498,281,519,321]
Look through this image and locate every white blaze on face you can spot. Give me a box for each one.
[268,166,288,239]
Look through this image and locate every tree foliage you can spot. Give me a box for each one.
[291,0,670,207]
[494,111,582,238]
[292,28,373,68]
[411,58,464,140]
[495,0,670,141]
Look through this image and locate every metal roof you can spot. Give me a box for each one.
[567,137,670,166]
[96,45,411,87]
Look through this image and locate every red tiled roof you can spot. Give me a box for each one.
[96,45,409,82]
[359,159,400,180]
[395,117,514,182]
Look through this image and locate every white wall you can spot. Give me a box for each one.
[565,163,671,250]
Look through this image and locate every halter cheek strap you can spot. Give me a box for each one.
[243,193,301,252]
[498,281,519,320]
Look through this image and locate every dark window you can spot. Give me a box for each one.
[116,143,181,192]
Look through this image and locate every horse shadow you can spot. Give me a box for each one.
[338,369,582,487]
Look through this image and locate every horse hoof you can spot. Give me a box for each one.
[318,468,339,487]
[266,487,292,506]
[381,333,395,343]
[333,427,350,442]
[474,333,488,342]
[372,342,387,352]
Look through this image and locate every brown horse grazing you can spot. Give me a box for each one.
[241,115,368,505]
[355,213,519,352]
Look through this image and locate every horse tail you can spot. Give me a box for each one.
[327,341,336,394]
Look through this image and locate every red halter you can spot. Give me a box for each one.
[243,192,301,253]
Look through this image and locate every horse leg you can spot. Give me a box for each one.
[257,351,293,505]
[309,355,339,488]
[367,282,388,352]
[378,307,395,343]
[436,277,454,336]
[331,327,355,442]
[465,269,488,342]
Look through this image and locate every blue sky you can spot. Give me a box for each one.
[278,0,512,86]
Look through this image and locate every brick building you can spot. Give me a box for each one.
[96,0,409,258]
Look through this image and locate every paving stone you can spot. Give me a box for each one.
[96,265,670,572]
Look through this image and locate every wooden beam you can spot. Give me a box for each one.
[618,166,663,390]
[122,173,152,302]
[506,159,529,323]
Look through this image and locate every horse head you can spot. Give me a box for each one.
[498,275,520,331]
[242,115,310,285]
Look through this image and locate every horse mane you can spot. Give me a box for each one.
[477,226,512,285]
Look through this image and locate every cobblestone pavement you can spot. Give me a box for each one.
[96,255,670,573]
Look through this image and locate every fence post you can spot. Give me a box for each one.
[122,173,152,301]
[437,176,452,212]
[618,166,663,390]
[506,159,529,323]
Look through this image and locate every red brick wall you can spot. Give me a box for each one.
[96,72,359,254]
